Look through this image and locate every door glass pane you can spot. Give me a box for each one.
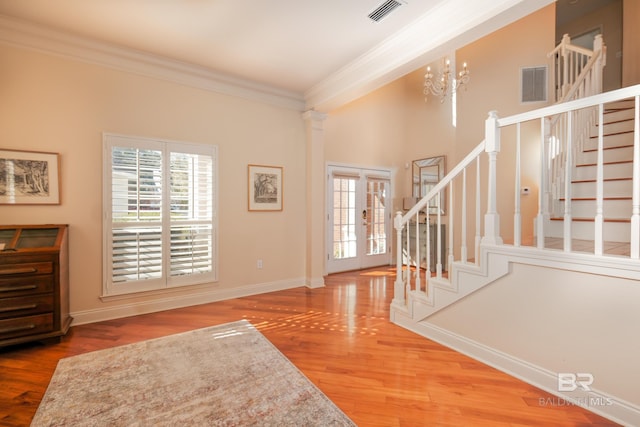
[366,179,387,256]
[332,177,357,259]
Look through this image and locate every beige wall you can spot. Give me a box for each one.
[324,5,555,254]
[429,262,640,406]
[325,78,407,210]
[0,44,307,321]
[455,5,555,246]
[623,0,640,86]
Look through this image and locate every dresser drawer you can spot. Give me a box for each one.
[0,313,53,340]
[0,295,54,319]
[0,262,53,277]
[0,276,54,298]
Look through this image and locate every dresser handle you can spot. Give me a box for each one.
[0,324,36,334]
[0,267,38,276]
[0,304,38,313]
[0,285,38,293]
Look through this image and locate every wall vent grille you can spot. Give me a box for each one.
[368,0,403,22]
[521,66,548,103]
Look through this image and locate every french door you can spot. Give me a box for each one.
[326,165,392,274]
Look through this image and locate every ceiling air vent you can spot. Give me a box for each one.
[368,0,404,22]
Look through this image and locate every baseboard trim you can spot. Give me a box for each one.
[392,316,640,426]
[71,277,306,326]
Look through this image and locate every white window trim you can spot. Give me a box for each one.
[102,133,218,297]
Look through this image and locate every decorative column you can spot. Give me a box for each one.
[302,110,328,288]
[482,111,503,245]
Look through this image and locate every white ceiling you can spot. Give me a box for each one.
[0,0,554,111]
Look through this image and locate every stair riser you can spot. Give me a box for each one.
[590,119,635,136]
[556,199,632,219]
[605,101,635,110]
[573,162,633,180]
[545,220,631,242]
[571,179,632,198]
[602,108,636,123]
[583,132,634,150]
[578,145,633,164]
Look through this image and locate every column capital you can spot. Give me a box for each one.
[302,110,328,124]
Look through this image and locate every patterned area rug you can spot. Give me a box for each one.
[32,320,355,426]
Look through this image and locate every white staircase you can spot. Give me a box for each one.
[390,32,640,425]
[547,99,637,242]
[390,85,640,425]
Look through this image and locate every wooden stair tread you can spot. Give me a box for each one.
[550,217,630,223]
[583,143,633,153]
[572,177,631,183]
[595,118,635,126]
[576,159,632,167]
[558,197,631,201]
[589,130,634,139]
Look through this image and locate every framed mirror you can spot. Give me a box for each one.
[412,155,446,215]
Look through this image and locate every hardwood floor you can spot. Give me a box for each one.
[0,267,619,426]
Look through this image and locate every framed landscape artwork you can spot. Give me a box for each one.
[0,149,60,205]
[248,164,283,211]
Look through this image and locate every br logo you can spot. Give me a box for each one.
[558,373,594,392]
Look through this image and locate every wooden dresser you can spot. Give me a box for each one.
[0,225,71,348]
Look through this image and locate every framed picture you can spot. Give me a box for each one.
[248,164,283,211]
[0,149,60,205]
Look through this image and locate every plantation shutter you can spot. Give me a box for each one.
[168,145,216,286]
[103,134,217,296]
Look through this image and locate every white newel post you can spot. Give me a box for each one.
[393,211,405,305]
[482,111,503,245]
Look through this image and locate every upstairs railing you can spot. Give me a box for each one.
[394,85,640,308]
[549,33,606,103]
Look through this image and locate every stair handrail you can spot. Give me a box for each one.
[398,141,485,224]
[393,140,486,306]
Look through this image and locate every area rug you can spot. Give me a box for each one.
[31,320,355,426]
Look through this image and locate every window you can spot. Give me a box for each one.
[103,133,217,296]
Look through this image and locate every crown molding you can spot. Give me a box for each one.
[304,0,554,112]
[0,15,306,111]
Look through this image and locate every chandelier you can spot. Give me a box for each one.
[423,58,470,103]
